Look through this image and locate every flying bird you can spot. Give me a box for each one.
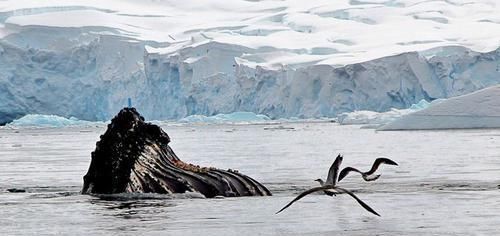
[314,154,343,196]
[276,154,380,216]
[338,157,398,182]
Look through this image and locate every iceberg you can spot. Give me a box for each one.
[338,109,414,126]
[338,100,431,126]
[6,114,102,128]
[409,99,433,110]
[179,112,271,124]
[378,86,500,130]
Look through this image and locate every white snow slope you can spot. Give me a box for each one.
[379,85,500,130]
[1,0,500,124]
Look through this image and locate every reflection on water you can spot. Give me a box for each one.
[90,198,176,221]
[1,123,500,235]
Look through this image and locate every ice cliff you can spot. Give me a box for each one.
[2,36,500,125]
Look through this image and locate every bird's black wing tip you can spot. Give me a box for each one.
[380,157,398,166]
[338,174,347,182]
[275,208,287,215]
[365,207,381,217]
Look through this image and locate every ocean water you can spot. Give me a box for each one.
[1,123,499,235]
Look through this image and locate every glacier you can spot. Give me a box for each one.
[1,0,500,124]
[378,85,500,130]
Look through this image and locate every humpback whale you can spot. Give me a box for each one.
[276,154,380,216]
[82,108,271,197]
[338,157,398,182]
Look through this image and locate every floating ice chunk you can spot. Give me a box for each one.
[179,112,270,124]
[378,85,500,130]
[213,112,270,122]
[7,114,102,128]
[409,99,431,110]
[338,109,406,126]
[338,99,431,126]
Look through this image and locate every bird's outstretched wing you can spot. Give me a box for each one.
[326,154,343,185]
[367,157,398,175]
[334,187,380,217]
[338,167,362,182]
[275,186,333,214]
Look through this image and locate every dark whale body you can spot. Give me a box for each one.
[82,108,271,197]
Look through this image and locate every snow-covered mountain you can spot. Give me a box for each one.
[1,0,500,124]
